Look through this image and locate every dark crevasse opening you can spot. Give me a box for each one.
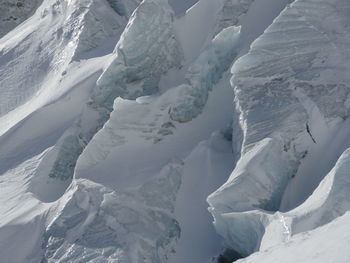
[217,249,244,263]
[168,0,198,16]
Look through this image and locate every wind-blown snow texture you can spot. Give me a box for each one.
[0,0,43,38]
[1,0,350,262]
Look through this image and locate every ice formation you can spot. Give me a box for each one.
[169,26,240,123]
[42,161,183,263]
[208,0,350,257]
[39,0,183,183]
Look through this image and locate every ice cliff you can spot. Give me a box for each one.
[208,0,350,258]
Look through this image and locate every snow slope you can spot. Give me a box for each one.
[0,0,42,38]
[238,212,350,263]
[0,0,132,135]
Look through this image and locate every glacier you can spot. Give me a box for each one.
[1,0,350,262]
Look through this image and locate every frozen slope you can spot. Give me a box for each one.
[0,0,134,135]
[0,149,52,263]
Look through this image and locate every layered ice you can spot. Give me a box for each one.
[208,138,295,256]
[95,0,183,105]
[73,0,136,58]
[169,26,240,123]
[209,0,350,256]
[257,147,350,252]
[75,25,240,178]
[42,0,183,182]
[285,147,350,237]
[42,161,183,263]
[211,146,350,259]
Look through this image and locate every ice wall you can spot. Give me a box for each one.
[42,161,183,263]
[43,0,183,181]
[208,0,350,256]
[169,26,240,123]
